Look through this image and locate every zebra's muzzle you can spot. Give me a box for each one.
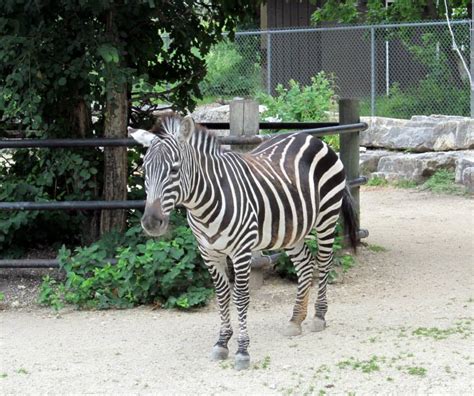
[141,200,169,237]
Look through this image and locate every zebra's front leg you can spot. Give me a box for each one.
[202,252,233,361]
[231,250,252,370]
[283,242,316,337]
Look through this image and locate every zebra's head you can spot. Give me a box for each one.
[129,115,195,236]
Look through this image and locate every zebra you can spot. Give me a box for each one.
[130,115,358,370]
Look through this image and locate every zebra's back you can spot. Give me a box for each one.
[244,132,346,250]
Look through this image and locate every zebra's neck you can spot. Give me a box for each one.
[181,130,238,216]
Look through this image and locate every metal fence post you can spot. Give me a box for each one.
[266,32,272,95]
[470,18,473,118]
[339,99,361,222]
[370,26,376,117]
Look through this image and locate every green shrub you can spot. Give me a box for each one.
[38,211,213,310]
[0,149,102,257]
[257,73,340,149]
[200,39,261,98]
[360,81,470,119]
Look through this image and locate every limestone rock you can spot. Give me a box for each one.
[359,150,392,176]
[455,156,474,183]
[373,151,471,183]
[461,167,474,193]
[361,115,474,152]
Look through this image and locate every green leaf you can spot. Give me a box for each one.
[97,44,120,64]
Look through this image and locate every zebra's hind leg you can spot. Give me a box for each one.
[311,221,338,332]
[202,252,233,361]
[283,242,316,337]
[231,250,252,370]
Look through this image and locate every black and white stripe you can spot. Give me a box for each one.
[132,115,358,370]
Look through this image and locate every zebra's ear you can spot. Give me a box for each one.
[178,115,195,143]
[128,127,158,147]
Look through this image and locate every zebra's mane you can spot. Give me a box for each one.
[153,115,221,153]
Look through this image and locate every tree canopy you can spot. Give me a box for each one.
[0,0,260,253]
[311,0,472,25]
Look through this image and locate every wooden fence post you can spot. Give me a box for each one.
[230,99,259,152]
[339,98,361,223]
[229,99,264,290]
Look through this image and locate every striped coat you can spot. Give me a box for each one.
[131,115,358,370]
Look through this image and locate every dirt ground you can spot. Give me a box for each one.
[1,187,473,395]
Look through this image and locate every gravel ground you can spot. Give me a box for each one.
[0,187,473,395]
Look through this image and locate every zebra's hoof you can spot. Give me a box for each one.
[211,345,229,361]
[234,353,250,370]
[282,322,302,337]
[310,317,326,332]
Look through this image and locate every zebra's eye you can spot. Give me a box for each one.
[170,164,180,175]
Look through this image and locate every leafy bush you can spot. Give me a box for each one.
[38,211,213,310]
[361,31,470,119]
[0,148,102,257]
[273,225,355,283]
[200,39,261,98]
[257,73,340,149]
[361,80,470,119]
[258,72,337,122]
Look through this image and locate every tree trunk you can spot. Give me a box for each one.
[100,89,128,235]
[100,8,128,235]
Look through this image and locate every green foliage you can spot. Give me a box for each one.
[422,170,464,194]
[393,179,418,189]
[337,355,382,373]
[367,176,389,187]
[406,366,427,376]
[312,2,471,120]
[201,39,261,98]
[0,292,4,302]
[258,73,337,122]
[361,26,470,119]
[257,73,340,149]
[311,0,359,25]
[0,148,102,257]
[311,0,470,25]
[0,0,259,255]
[38,211,213,310]
[273,224,355,282]
[368,244,387,253]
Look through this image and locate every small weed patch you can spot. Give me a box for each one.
[421,170,465,195]
[412,321,472,340]
[367,177,388,187]
[253,355,271,370]
[406,366,427,376]
[337,355,383,373]
[368,244,387,253]
[393,179,417,189]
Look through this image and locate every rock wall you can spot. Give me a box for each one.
[360,115,473,192]
[361,115,473,152]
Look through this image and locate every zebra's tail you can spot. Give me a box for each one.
[341,186,359,252]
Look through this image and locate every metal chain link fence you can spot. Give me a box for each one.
[200,20,472,119]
